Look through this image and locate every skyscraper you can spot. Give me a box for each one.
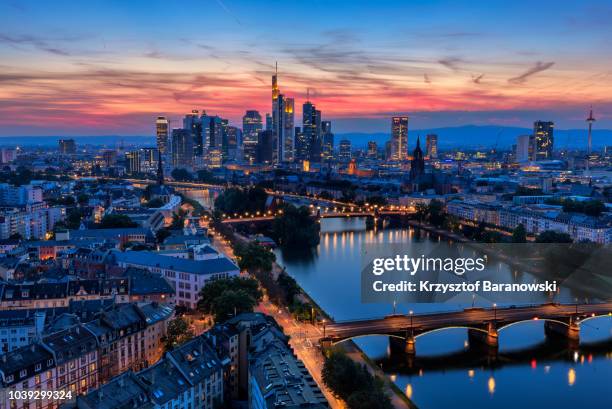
[155,116,170,155]
[183,110,202,157]
[243,110,262,164]
[391,116,409,161]
[533,121,554,160]
[294,126,309,163]
[283,97,295,162]
[125,150,141,174]
[425,134,438,159]
[303,101,322,163]
[171,128,193,169]
[516,135,531,162]
[265,113,272,131]
[256,130,274,165]
[367,141,378,159]
[321,121,334,162]
[201,114,223,168]
[338,139,352,162]
[58,139,76,154]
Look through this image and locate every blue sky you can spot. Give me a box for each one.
[1,0,611,135]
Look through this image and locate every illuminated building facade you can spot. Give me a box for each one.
[391,116,409,161]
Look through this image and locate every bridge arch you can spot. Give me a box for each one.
[498,318,569,332]
[577,313,612,326]
[414,326,489,339]
[329,333,406,346]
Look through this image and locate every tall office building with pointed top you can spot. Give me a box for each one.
[391,116,409,161]
[155,116,170,155]
[533,120,554,160]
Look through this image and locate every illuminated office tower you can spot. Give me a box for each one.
[265,113,272,131]
[171,128,193,169]
[533,120,554,160]
[183,110,202,157]
[282,97,295,162]
[226,126,241,161]
[125,150,141,174]
[140,147,158,173]
[303,100,322,163]
[243,110,262,164]
[425,134,438,159]
[338,139,352,162]
[201,114,223,168]
[516,135,531,162]
[367,141,378,159]
[58,139,76,154]
[321,121,334,162]
[294,126,309,163]
[155,116,170,154]
[391,116,409,161]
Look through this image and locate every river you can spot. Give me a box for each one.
[275,217,612,409]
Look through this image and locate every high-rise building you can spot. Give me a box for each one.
[226,126,241,161]
[125,150,141,174]
[338,139,352,162]
[303,101,322,163]
[171,129,193,169]
[202,114,223,167]
[390,117,408,161]
[425,134,438,159]
[184,110,202,157]
[533,121,554,160]
[58,139,76,154]
[294,126,309,163]
[155,116,170,154]
[243,110,262,164]
[516,135,531,162]
[265,113,272,131]
[367,141,378,159]
[321,121,334,162]
[140,147,158,173]
[256,130,274,165]
[282,97,295,162]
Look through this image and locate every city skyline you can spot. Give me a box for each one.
[1,1,612,136]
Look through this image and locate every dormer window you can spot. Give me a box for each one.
[20,369,27,378]
[35,363,41,371]
[21,290,29,298]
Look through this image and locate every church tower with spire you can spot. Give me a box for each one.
[410,135,425,181]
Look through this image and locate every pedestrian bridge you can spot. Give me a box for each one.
[320,303,612,354]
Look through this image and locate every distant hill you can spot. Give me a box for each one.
[1,125,611,150]
[336,125,612,150]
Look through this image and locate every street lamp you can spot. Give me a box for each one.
[493,303,497,321]
[322,319,327,338]
[409,310,414,329]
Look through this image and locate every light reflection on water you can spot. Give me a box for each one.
[276,218,612,409]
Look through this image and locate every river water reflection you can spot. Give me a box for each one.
[275,218,612,409]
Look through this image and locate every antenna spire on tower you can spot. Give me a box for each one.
[306,87,310,102]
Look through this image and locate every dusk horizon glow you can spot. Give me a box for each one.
[1,0,612,136]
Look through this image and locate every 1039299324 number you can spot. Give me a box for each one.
[8,390,73,401]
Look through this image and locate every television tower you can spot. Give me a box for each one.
[586,107,595,173]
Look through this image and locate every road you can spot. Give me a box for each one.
[256,299,346,409]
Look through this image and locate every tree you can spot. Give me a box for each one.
[155,228,172,243]
[214,186,268,215]
[210,289,257,322]
[146,197,165,208]
[346,388,393,409]
[415,203,428,222]
[427,199,446,227]
[98,214,137,228]
[536,230,573,243]
[163,317,194,351]
[197,277,262,322]
[233,242,276,273]
[170,209,188,229]
[271,204,320,249]
[512,224,527,243]
[171,168,193,181]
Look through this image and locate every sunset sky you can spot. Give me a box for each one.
[1,0,611,135]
